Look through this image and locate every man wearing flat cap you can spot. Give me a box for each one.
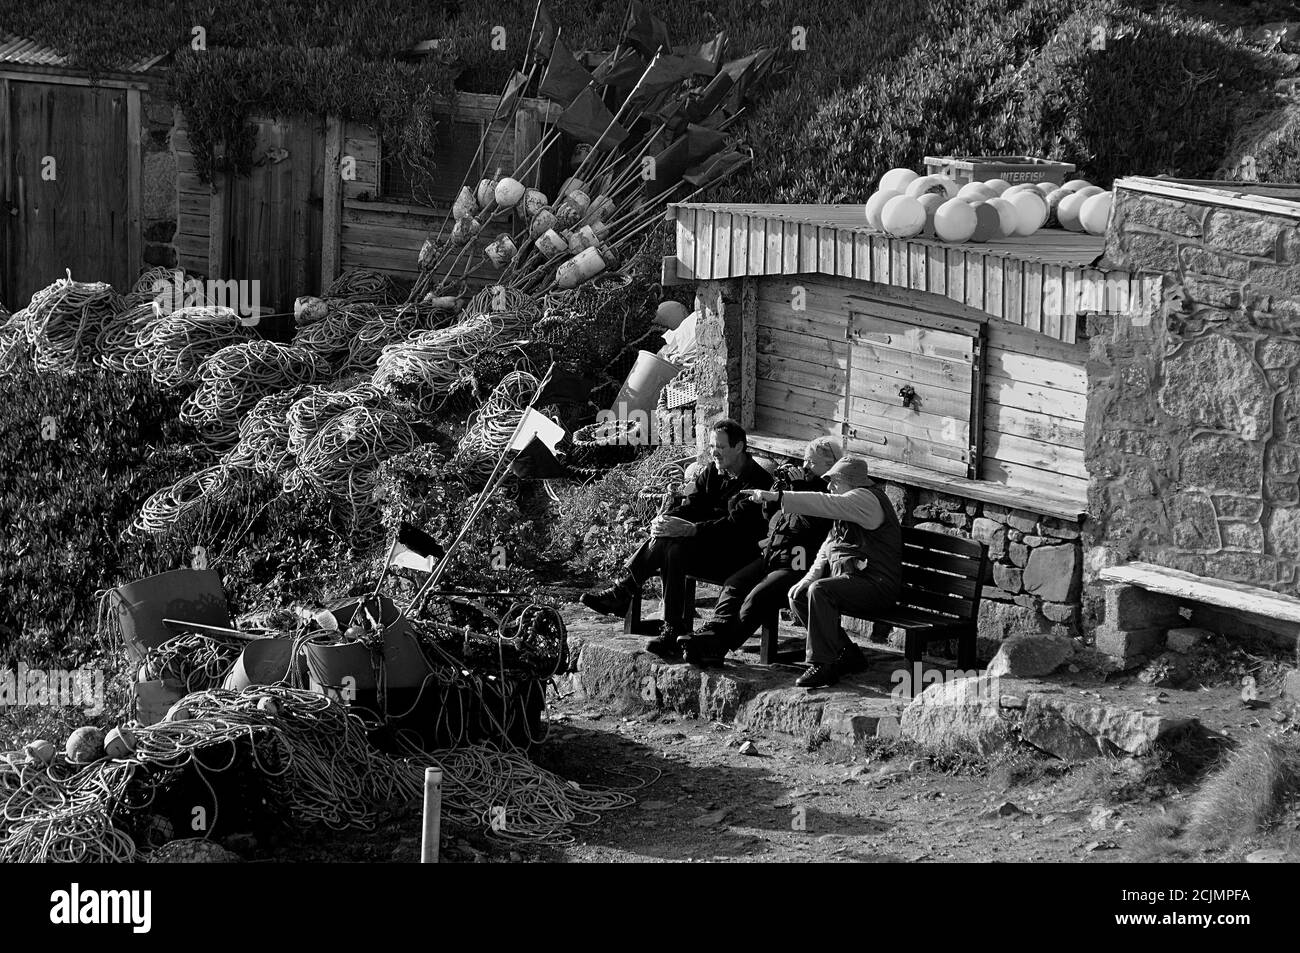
[743,454,902,688]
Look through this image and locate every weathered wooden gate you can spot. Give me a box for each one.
[1,80,135,308]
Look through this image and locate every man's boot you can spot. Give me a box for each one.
[580,576,636,617]
[646,621,684,659]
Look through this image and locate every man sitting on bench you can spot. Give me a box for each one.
[743,455,902,688]
[580,418,773,657]
[682,437,840,667]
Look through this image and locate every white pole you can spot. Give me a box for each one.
[421,768,443,863]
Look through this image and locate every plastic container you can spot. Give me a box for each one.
[612,349,683,417]
[302,595,432,693]
[112,568,232,663]
[222,637,303,691]
[924,155,1076,187]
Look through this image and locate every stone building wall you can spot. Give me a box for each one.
[140,86,179,271]
[1091,184,1300,618]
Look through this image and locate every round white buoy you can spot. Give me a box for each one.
[1035,181,1058,197]
[475,177,498,209]
[536,228,569,257]
[522,188,548,217]
[982,178,1012,196]
[1045,187,1070,226]
[1007,190,1048,235]
[104,726,136,759]
[879,167,919,193]
[23,739,55,764]
[957,182,995,203]
[1079,191,1114,236]
[1060,178,1096,194]
[906,175,957,199]
[934,198,977,243]
[1056,191,1091,231]
[881,195,927,238]
[986,197,1018,237]
[917,193,947,236]
[865,189,902,231]
[494,176,526,208]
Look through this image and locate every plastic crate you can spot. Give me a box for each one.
[663,378,697,410]
[924,155,1076,187]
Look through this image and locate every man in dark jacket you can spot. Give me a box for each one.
[580,418,772,657]
[683,437,840,667]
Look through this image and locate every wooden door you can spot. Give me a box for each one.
[213,116,325,314]
[845,309,984,478]
[1,80,132,310]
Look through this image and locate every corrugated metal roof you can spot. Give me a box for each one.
[0,34,166,73]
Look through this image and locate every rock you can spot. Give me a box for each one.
[1021,693,1197,760]
[996,801,1025,817]
[875,715,901,739]
[1157,336,1272,441]
[972,518,1007,559]
[1008,542,1029,567]
[145,838,242,863]
[1094,623,1164,665]
[738,740,759,756]
[999,694,1026,709]
[691,808,730,827]
[1084,840,1119,852]
[1283,669,1300,704]
[1023,544,1079,602]
[1008,511,1039,533]
[1040,602,1076,624]
[986,634,1074,678]
[1137,651,1192,688]
[900,675,1015,756]
[1007,528,1024,542]
[993,564,1023,592]
[1245,848,1287,863]
[1022,535,1046,547]
[978,600,1050,641]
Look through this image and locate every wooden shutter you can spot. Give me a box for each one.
[844,309,984,478]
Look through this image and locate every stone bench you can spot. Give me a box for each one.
[1095,561,1300,663]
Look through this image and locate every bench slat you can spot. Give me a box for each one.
[902,563,983,594]
[904,529,984,559]
[897,588,977,621]
[1099,561,1300,625]
[903,549,984,578]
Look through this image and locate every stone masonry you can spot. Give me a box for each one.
[1090,184,1300,626]
[141,87,179,272]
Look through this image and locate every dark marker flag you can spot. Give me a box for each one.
[623,0,672,57]
[511,436,567,480]
[493,69,530,121]
[557,86,629,147]
[539,36,593,106]
[392,522,446,572]
[682,149,748,188]
[626,54,715,107]
[685,70,734,122]
[642,123,728,198]
[722,47,778,112]
[595,49,646,88]
[528,3,558,65]
[536,366,594,405]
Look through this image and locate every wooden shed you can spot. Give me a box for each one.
[172,92,560,312]
[0,34,169,308]
[667,202,1163,651]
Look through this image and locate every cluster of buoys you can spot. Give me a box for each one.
[866,168,1114,242]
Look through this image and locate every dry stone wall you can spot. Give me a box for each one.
[1091,185,1300,614]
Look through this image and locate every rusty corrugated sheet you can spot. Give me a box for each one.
[0,34,165,73]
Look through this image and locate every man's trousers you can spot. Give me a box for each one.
[625,535,758,633]
[709,557,803,649]
[789,572,899,664]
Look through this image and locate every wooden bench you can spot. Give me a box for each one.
[624,527,989,669]
[1097,562,1300,660]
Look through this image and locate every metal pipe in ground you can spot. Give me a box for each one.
[421,768,443,863]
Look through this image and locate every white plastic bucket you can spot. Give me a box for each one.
[612,349,682,417]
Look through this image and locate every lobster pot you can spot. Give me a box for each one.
[485,234,518,268]
[537,228,570,257]
[555,246,607,289]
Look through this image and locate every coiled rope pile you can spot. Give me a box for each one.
[180,341,326,446]
[221,384,314,478]
[131,463,246,536]
[135,306,254,388]
[290,405,418,514]
[284,382,387,459]
[15,271,126,371]
[324,268,402,305]
[94,301,156,374]
[341,302,457,376]
[456,370,541,480]
[0,685,645,860]
[0,311,27,374]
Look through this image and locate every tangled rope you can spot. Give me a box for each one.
[131,464,244,536]
[284,382,386,459]
[135,306,254,388]
[221,384,314,478]
[290,405,418,513]
[0,311,28,374]
[180,342,326,446]
[17,271,126,371]
[139,632,246,694]
[94,301,156,373]
[324,268,402,305]
[341,302,458,376]
[456,370,540,480]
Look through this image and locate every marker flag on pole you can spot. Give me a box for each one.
[626,54,715,107]
[493,70,531,121]
[642,123,729,198]
[509,408,565,453]
[682,149,749,188]
[623,0,672,58]
[539,36,593,107]
[510,436,567,480]
[528,3,558,65]
[536,366,594,405]
[392,522,446,572]
[557,87,629,147]
[594,49,645,88]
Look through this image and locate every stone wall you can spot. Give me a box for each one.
[1091,184,1300,614]
[140,87,179,271]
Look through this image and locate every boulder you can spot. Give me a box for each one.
[900,675,1015,756]
[978,600,1050,642]
[1021,693,1196,760]
[986,634,1075,678]
[1023,544,1080,602]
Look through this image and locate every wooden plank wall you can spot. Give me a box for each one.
[172,116,210,275]
[752,273,1089,504]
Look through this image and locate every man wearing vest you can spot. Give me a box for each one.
[743,455,902,688]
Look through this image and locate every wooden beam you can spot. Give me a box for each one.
[207,171,227,279]
[1099,562,1300,625]
[0,68,148,90]
[740,278,757,430]
[1116,176,1300,221]
[513,105,541,190]
[1,78,10,306]
[126,88,142,284]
